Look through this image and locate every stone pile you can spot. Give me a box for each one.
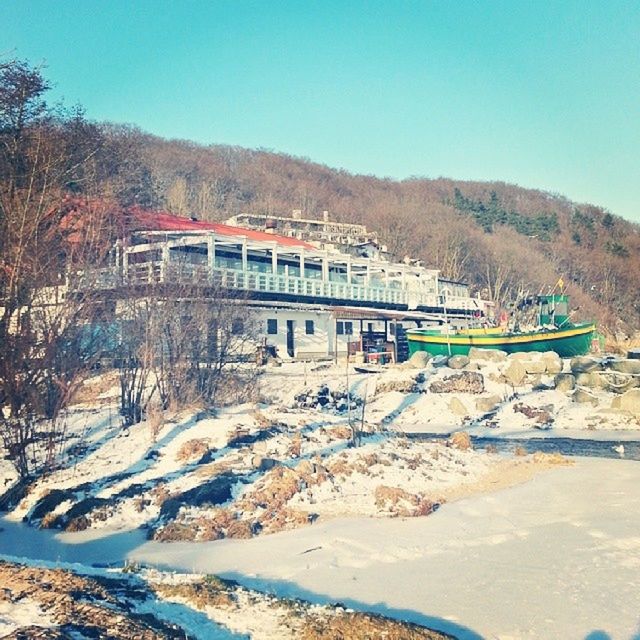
[561,357,640,395]
[294,386,363,413]
[429,371,485,394]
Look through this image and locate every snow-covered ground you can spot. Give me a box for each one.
[131,457,640,640]
[0,355,639,639]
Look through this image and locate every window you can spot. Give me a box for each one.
[305,320,315,335]
[337,321,353,335]
[267,319,278,335]
[231,318,244,335]
[367,322,373,333]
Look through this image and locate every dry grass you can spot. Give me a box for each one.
[175,438,210,462]
[324,425,353,440]
[301,611,453,639]
[153,576,235,608]
[448,431,472,451]
[531,451,572,465]
[374,485,439,517]
[69,370,119,405]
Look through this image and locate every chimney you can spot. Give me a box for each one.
[323,210,329,222]
[292,209,302,220]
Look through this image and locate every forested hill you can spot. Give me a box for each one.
[104,130,640,336]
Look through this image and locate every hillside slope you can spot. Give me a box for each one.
[102,129,640,337]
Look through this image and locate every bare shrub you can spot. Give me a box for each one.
[448,431,472,450]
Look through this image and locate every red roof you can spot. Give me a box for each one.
[129,207,315,250]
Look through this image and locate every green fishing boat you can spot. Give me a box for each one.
[407,294,596,358]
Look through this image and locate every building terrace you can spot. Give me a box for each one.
[73,213,486,317]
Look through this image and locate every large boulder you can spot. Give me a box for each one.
[504,360,527,386]
[575,372,605,390]
[475,394,501,413]
[554,373,576,392]
[448,397,469,417]
[469,347,507,362]
[448,355,470,370]
[608,359,640,375]
[599,371,640,394]
[572,388,599,406]
[541,352,563,374]
[618,388,640,417]
[523,359,547,374]
[406,351,431,369]
[431,355,450,368]
[430,371,485,394]
[570,357,603,374]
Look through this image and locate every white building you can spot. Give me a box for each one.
[72,209,491,362]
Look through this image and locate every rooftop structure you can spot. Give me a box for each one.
[226,210,384,258]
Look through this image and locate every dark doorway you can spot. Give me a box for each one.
[286,320,295,357]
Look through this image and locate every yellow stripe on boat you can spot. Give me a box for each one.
[408,324,592,346]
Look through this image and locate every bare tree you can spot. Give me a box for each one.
[0,60,112,479]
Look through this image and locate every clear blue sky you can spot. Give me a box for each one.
[3,1,639,221]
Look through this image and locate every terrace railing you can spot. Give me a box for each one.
[70,260,479,311]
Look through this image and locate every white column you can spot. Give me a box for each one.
[346,256,352,284]
[241,237,248,272]
[299,248,305,278]
[271,243,278,274]
[322,252,329,282]
[207,235,216,277]
[161,245,170,283]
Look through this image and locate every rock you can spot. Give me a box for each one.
[572,388,599,406]
[431,355,449,367]
[522,359,547,374]
[448,355,470,370]
[251,456,279,471]
[406,351,431,368]
[611,395,621,409]
[475,394,501,413]
[599,372,640,393]
[608,359,640,375]
[429,371,485,394]
[541,352,563,374]
[575,372,605,389]
[448,397,469,417]
[464,362,481,371]
[513,402,554,426]
[449,431,472,450]
[554,373,576,392]
[618,388,640,417]
[469,347,507,362]
[376,379,417,394]
[570,357,603,374]
[508,352,548,374]
[504,360,527,386]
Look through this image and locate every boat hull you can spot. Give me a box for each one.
[407,322,596,358]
